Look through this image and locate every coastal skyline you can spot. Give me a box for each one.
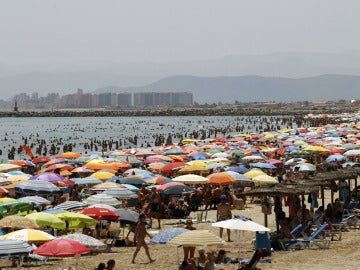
[1,1,360,100]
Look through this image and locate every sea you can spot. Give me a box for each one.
[0,115,297,160]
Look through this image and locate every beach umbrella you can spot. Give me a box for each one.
[0,229,55,243]
[0,239,35,255]
[91,182,123,191]
[325,154,347,163]
[225,165,249,174]
[212,216,270,232]
[45,163,74,172]
[120,177,149,186]
[160,185,196,196]
[157,162,186,174]
[0,164,21,172]
[31,156,51,164]
[252,175,279,185]
[0,216,39,229]
[103,188,137,199]
[341,143,359,150]
[90,171,115,180]
[145,176,171,185]
[207,172,236,185]
[0,197,13,203]
[86,203,117,212]
[303,146,330,153]
[123,168,154,176]
[55,212,96,229]
[172,174,209,184]
[223,171,252,183]
[29,172,65,182]
[15,180,60,195]
[343,149,360,157]
[34,238,90,257]
[168,230,225,247]
[54,201,88,211]
[342,162,360,168]
[119,184,139,191]
[115,208,139,224]
[206,162,228,170]
[60,233,106,250]
[0,177,12,186]
[157,181,185,191]
[71,167,94,173]
[56,152,81,159]
[80,207,119,221]
[10,160,35,167]
[44,158,69,167]
[83,193,121,206]
[0,187,9,195]
[150,228,189,244]
[250,162,277,170]
[242,156,265,161]
[243,169,266,179]
[71,177,102,185]
[284,158,307,166]
[18,197,50,206]
[106,176,126,183]
[26,212,66,229]
[7,174,30,183]
[293,163,316,172]
[0,200,34,217]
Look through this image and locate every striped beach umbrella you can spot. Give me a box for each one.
[0,239,35,255]
[91,182,123,191]
[103,188,137,199]
[54,201,88,211]
[19,196,51,205]
[83,193,121,206]
[168,230,225,247]
[150,228,189,244]
[15,180,61,195]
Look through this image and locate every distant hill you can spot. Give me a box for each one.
[94,74,360,103]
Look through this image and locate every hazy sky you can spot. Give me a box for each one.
[0,0,359,65]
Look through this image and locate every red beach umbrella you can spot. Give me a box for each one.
[80,207,119,221]
[34,238,90,257]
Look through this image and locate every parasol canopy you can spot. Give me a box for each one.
[0,239,35,255]
[168,230,225,247]
[34,238,90,257]
[212,216,270,232]
[150,228,189,244]
[0,229,55,243]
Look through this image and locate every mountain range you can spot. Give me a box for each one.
[1,52,360,103]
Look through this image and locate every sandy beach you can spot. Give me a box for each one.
[0,188,357,270]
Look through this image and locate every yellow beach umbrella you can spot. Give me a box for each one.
[0,197,15,203]
[0,229,55,243]
[243,169,266,179]
[26,212,66,229]
[90,171,115,181]
[168,230,225,247]
[252,175,279,185]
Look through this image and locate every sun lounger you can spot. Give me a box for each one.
[286,223,331,250]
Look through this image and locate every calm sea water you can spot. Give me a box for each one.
[0,116,296,160]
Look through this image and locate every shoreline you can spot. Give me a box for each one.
[0,106,357,118]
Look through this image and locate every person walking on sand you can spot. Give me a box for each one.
[217,194,232,242]
[132,214,155,264]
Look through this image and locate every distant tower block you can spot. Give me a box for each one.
[14,100,18,112]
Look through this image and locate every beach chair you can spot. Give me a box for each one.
[286,223,331,250]
[290,223,303,239]
[239,232,272,269]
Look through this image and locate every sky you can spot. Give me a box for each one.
[0,0,359,65]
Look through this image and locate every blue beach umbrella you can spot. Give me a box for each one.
[150,228,189,244]
[250,162,276,170]
[325,154,347,163]
[15,180,60,195]
[225,165,249,174]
